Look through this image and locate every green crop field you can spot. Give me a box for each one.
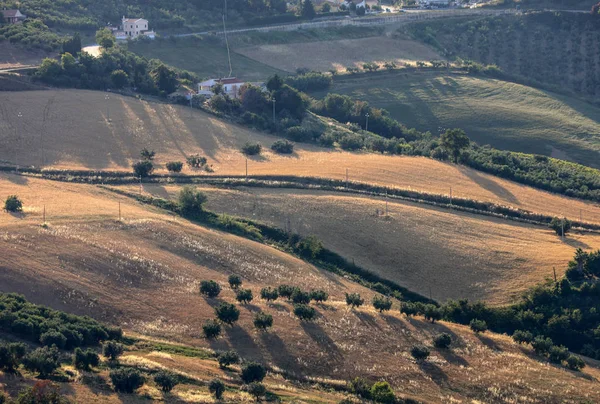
[311,71,600,168]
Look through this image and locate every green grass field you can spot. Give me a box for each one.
[312,71,600,168]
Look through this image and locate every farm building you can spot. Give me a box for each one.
[2,9,26,24]
[119,17,156,39]
[198,78,265,99]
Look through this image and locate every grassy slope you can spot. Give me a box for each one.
[310,71,600,168]
[2,173,600,403]
[1,89,599,225]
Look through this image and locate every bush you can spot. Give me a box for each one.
[469,319,487,334]
[285,126,314,142]
[345,293,364,309]
[260,287,279,302]
[4,195,23,212]
[297,235,323,259]
[241,362,266,383]
[154,371,179,392]
[110,368,145,393]
[550,217,572,237]
[203,319,222,339]
[277,285,298,300]
[410,345,430,361]
[217,350,239,369]
[318,133,336,147]
[241,142,262,156]
[209,378,225,399]
[166,161,183,173]
[236,289,253,304]
[246,382,267,401]
[215,303,240,326]
[200,280,221,298]
[531,336,554,356]
[372,295,392,312]
[0,342,27,371]
[228,274,242,289]
[370,381,395,403]
[271,139,295,154]
[400,302,419,317]
[40,330,67,349]
[293,304,316,321]
[349,377,373,399]
[15,381,68,404]
[433,333,452,349]
[566,355,586,371]
[186,154,208,169]
[140,148,155,161]
[253,312,274,331]
[178,186,207,215]
[73,348,99,370]
[291,290,311,305]
[22,346,60,377]
[339,134,365,151]
[548,345,570,364]
[102,341,124,361]
[309,290,329,303]
[132,160,154,177]
[512,330,534,345]
[424,305,442,323]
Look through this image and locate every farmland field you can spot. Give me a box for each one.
[311,71,600,168]
[2,89,599,225]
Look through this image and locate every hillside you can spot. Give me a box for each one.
[2,172,600,403]
[309,70,600,168]
[1,89,599,225]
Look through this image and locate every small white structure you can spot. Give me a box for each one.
[198,77,259,99]
[120,17,155,39]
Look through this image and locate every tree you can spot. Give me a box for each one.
[260,287,279,302]
[62,33,82,56]
[512,330,534,345]
[349,377,373,399]
[228,274,242,289]
[372,295,392,313]
[241,142,262,156]
[22,346,60,377]
[241,362,266,383]
[266,74,284,92]
[200,280,221,298]
[61,52,77,73]
[154,371,179,392]
[166,161,183,173]
[469,319,487,334]
[440,128,470,163]
[271,140,294,154]
[217,350,239,369]
[151,63,178,95]
[433,333,452,349]
[102,341,124,361]
[291,290,311,305]
[566,355,585,371]
[293,304,316,321]
[400,302,419,317]
[301,0,317,19]
[277,285,297,300]
[186,154,208,169]
[253,312,273,331]
[4,195,23,212]
[73,348,99,370]
[592,2,600,15]
[203,319,222,339]
[179,186,208,215]
[215,303,240,326]
[424,305,442,323]
[531,336,554,356]
[548,345,569,364]
[345,293,364,309]
[36,59,63,82]
[111,69,129,89]
[309,290,328,303]
[370,381,395,403]
[270,0,288,13]
[110,368,145,393]
[132,160,154,177]
[0,342,26,371]
[410,345,430,361]
[297,235,323,258]
[236,289,254,304]
[15,381,68,404]
[96,28,115,49]
[209,378,225,399]
[321,2,331,12]
[139,148,155,161]
[550,217,572,237]
[247,382,266,401]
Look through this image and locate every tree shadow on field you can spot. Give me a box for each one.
[224,325,262,360]
[354,311,383,331]
[418,361,450,388]
[430,323,470,367]
[259,331,303,374]
[241,302,261,313]
[300,321,343,362]
[561,236,591,250]
[2,172,28,185]
[476,333,502,352]
[459,167,520,206]
[267,302,289,313]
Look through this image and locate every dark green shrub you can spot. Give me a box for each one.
[345,293,364,309]
[109,368,145,393]
[200,280,221,298]
[0,342,26,371]
[40,330,67,349]
[370,381,395,403]
[102,341,124,361]
[566,355,585,371]
[22,346,60,377]
[140,148,155,161]
[469,319,487,334]
[349,377,373,399]
[548,345,569,364]
[277,285,298,300]
[241,362,266,383]
[186,154,208,169]
[372,295,392,312]
[246,382,266,401]
[228,274,242,289]
[154,370,179,392]
[339,134,364,151]
[241,142,262,156]
[73,348,99,370]
[512,330,534,345]
[4,195,23,212]
[179,186,207,215]
[318,133,336,147]
[253,312,273,331]
[203,319,222,339]
[15,381,68,404]
[166,161,183,173]
[260,287,279,302]
[236,289,253,304]
[424,305,442,323]
[132,160,154,177]
[550,217,572,237]
[271,139,295,154]
[209,378,225,399]
[291,290,311,305]
[293,304,316,321]
[285,126,314,142]
[532,336,554,356]
[410,345,430,361]
[215,303,240,326]
[433,333,452,349]
[400,302,419,317]
[217,350,239,369]
[309,290,329,303]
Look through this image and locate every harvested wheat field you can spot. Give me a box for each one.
[2,174,600,403]
[125,184,600,305]
[234,37,442,73]
[1,89,599,226]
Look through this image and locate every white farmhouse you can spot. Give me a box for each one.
[119,17,156,40]
[198,77,260,99]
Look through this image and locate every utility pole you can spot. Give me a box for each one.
[119,202,121,221]
[580,209,582,223]
[449,186,453,205]
[272,97,276,122]
[139,176,142,195]
[15,112,22,171]
[105,94,110,121]
[365,112,369,132]
[385,191,388,216]
[345,168,349,188]
[245,158,248,179]
[43,205,46,224]
[553,267,557,283]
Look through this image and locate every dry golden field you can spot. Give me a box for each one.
[1,89,599,226]
[2,173,600,403]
